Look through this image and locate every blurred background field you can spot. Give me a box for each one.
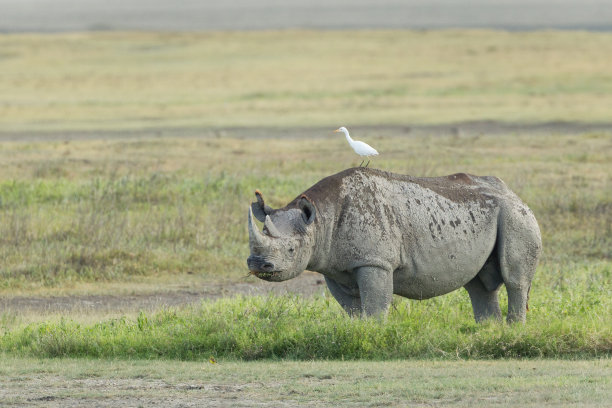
[2,30,612,131]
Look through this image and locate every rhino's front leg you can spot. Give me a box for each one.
[355,266,393,317]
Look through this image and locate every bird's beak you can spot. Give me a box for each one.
[333,129,340,133]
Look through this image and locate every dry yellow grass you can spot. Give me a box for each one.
[1,30,612,131]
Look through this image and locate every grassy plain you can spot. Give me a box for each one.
[1,29,611,405]
[0,30,611,366]
[0,130,610,360]
[2,30,612,131]
[2,356,611,407]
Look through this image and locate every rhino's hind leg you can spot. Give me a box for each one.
[464,276,502,323]
[325,276,361,317]
[497,205,542,323]
[465,252,503,322]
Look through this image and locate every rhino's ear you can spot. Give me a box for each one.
[251,189,273,222]
[299,195,316,225]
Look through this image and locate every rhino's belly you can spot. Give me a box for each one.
[393,264,479,299]
[393,238,495,299]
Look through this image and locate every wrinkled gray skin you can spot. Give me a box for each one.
[247,168,541,323]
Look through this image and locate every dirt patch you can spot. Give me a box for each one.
[0,272,326,315]
[4,376,297,408]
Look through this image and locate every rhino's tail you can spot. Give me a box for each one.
[526,283,531,312]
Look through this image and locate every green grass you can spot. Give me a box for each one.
[2,273,611,360]
[2,30,612,130]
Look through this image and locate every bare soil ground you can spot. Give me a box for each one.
[0,272,325,315]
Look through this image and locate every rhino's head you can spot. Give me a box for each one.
[247,190,317,282]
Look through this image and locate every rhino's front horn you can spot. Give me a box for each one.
[264,215,281,238]
[248,206,269,247]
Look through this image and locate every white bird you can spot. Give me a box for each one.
[334,126,379,167]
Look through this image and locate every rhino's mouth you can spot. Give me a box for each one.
[247,255,278,280]
[250,270,277,280]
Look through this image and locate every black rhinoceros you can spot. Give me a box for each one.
[247,167,541,323]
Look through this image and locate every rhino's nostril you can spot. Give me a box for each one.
[262,262,274,271]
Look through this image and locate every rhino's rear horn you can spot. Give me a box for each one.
[264,215,282,238]
[299,195,316,225]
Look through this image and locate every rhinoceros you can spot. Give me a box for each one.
[247,167,541,323]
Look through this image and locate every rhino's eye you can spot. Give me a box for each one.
[289,247,295,254]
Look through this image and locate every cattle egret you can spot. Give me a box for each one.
[334,127,379,167]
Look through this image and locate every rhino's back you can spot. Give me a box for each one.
[295,167,512,211]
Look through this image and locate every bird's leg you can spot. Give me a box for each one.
[359,160,364,167]
[365,160,370,168]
